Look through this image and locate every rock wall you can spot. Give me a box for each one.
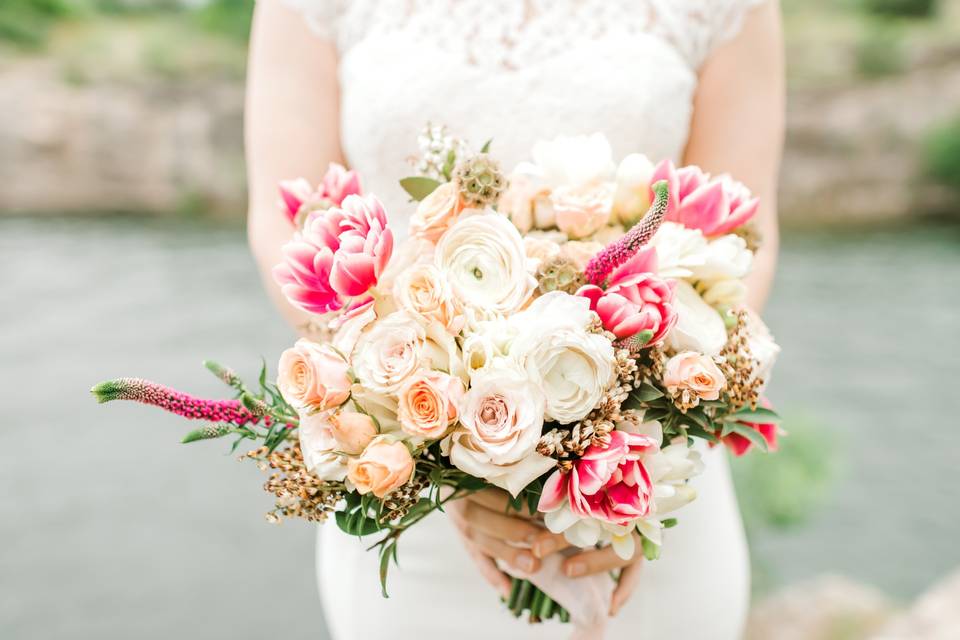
[3,56,959,222]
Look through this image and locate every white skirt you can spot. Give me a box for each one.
[316,446,749,639]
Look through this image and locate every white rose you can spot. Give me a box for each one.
[613,153,654,225]
[688,234,753,282]
[461,317,518,378]
[353,311,461,395]
[444,364,555,496]
[530,133,616,188]
[666,281,728,356]
[435,213,536,318]
[510,292,615,424]
[648,222,709,279]
[551,182,614,239]
[298,411,347,481]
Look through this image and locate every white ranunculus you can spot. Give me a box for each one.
[530,133,616,188]
[743,308,780,390]
[648,222,709,279]
[352,311,458,395]
[444,364,555,496]
[298,411,348,481]
[435,213,536,319]
[666,281,728,356]
[613,153,655,225]
[509,293,615,424]
[688,234,753,282]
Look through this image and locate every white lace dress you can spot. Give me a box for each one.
[283,1,764,637]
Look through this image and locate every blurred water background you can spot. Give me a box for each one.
[3,0,960,638]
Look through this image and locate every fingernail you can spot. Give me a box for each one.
[565,561,586,577]
[534,538,556,558]
[517,553,536,572]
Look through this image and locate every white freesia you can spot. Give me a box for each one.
[666,281,728,356]
[444,364,554,496]
[509,292,615,424]
[353,311,463,395]
[435,213,536,319]
[688,234,753,282]
[298,411,347,481]
[529,132,616,188]
[700,279,748,309]
[613,152,655,224]
[743,307,781,390]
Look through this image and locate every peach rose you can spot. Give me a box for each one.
[397,370,465,439]
[498,174,540,233]
[551,183,613,239]
[410,181,463,243]
[347,436,415,498]
[663,351,726,406]
[393,263,465,335]
[329,411,378,455]
[277,339,351,411]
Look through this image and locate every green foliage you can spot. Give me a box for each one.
[0,0,72,48]
[924,115,960,190]
[193,0,254,42]
[400,176,443,202]
[855,20,905,78]
[860,0,936,18]
[732,411,837,530]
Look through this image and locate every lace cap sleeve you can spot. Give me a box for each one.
[656,0,768,69]
[281,0,341,44]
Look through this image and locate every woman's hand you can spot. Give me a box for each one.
[531,530,645,616]
[449,489,543,597]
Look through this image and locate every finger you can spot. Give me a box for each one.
[454,500,542,546]
[531,530,571,558]
[610,559,644,616]
[465,488,517,513]
[465,543,513,598]
[562,542,635,578]
[471,531,540,574]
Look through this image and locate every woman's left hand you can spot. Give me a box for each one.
[530,530,644,616]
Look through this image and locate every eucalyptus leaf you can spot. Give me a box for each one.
[399,176,442,201]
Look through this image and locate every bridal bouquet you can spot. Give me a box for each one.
[93,127,780,628]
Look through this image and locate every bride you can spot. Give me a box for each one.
[246,1,783,638]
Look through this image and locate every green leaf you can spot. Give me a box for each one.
[335,509,382,537]
[727,406,781,424]
[661,518,678,529]
[729,423,770,452]
[684,425,719,444]
[442,150,456,181]
[633,382,664,403]
[378,541,395,598]
[480,138,493,153]
[681,407,711,431]
[399,176,442,201]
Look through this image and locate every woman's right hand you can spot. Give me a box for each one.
[448,489,549,597]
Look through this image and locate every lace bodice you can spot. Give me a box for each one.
[283,0,765,234]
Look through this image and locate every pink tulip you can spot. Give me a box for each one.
[577,246,677,346]
[539,431,658,525]
[273,194,393,314]
[277,164,362,225]
[650,160,759,237]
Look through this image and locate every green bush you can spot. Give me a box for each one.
[855,20,905,78]
[0,0,72,48]
[193,0,254,42]
[861,0,937,17]
[924,117,960,189]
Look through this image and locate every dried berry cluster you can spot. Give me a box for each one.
[242,444,344,524]
[379,475,429,523]
[717,309,763,411]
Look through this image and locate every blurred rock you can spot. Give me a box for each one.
[873,569,960,640]
[746,575,896,640]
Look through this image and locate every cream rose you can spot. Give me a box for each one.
[330,299,376,357]
[530,133,616,187]
[352,312,459,395]
[277,339,351,411]
[409,181,463,242]
[558,241,603,271]
[347,436,415,498]
[397,370,465,440]
[666,281,729,356]
[648,222,709,279]
[460,317,518,378]
[435,213,536,318]
[509,292,616,424]
[688,234,753,282]
[664,351,726,404]
[298,411,348,481]
[612,153,654,225]
[393,263,465,335]
[444,365,554,496]
[329,410,378,455]
[498,172,540,233]
[551,183,613,239]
